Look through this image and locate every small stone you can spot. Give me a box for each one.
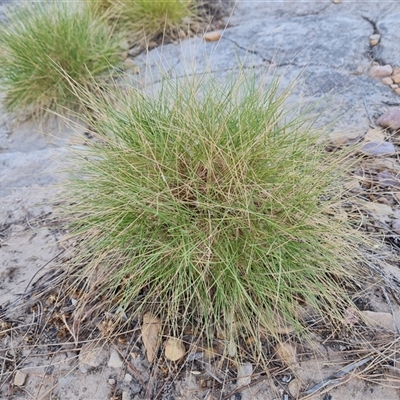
[327,130,363,146]
[288,379,302,398]
[237,363,253,387]
[382,77,393,85]
[370,65,393,78]
[108,379,116,385]
[165,337,186,361]
[390,84,399,89]
[123,58,136,68]
[364,128,385,142]
[79,342,108,368]
[361,311,394,330]
[377,107,400,130]
[204,31,221,42]
[332,0,342,3]
[13,371,27,386]
[393,74,400,84]
[124,373,133,383]
[108,348,123,369]
[395,88,400,96]
[392,220,400,235]
[377,170,400,188]
[369,34,381,46]
[361,141,395,156]
[122,391,130,400]
[275,343,298,367]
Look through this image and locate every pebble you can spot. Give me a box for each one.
[237,363,253,387]
[393,74,400,84]
[13,370,27,386]
[108,379,116,385]
[204,31,221,42]
[392,220,400,235]
[332,0,342,3]
[108,348,123,368]
[361,141,395,156]
[370,64,393,78]
[376,107,400,130]
[369,34,381,46]
[395,88,400,96]
[361,311,394,330]
[382,77,393,85]
[124,373,133,383]
[122,391,130,400]
[327,130,363,146]
[288,378,301,398]
[363,128,385,142]
[79,342,108,368]
[390,84,399,90]
[165,337,186,361]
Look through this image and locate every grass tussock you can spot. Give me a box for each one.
[0,2,122,115]
[88,0,197,42]
[64,68,368,358]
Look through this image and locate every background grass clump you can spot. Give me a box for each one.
[65,69,367,355]
[0,2,122,115]
[89,0,197,42]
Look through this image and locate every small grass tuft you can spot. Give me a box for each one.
[64,68,368,361]
[88,0,198,42]
[0,1,122,115]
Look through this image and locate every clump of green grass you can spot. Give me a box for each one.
[0,2,122,115]
[64,69,367,358]
[89,0,197,42]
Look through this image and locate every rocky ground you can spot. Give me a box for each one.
[2,0,400,399]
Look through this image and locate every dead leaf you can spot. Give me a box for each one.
[141,312,161,363]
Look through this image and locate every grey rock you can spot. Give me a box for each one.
[361,141,395,156]
[79,342,108,368]
[237,363,253,387]
[373,13,400,66]
[108,348,124,369]
[377,107,400,130]
[13,371,27,386]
